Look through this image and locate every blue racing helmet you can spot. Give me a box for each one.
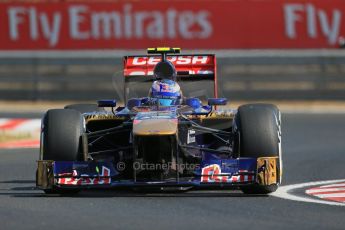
[151,79,181,106]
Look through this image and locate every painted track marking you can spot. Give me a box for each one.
[306,182,345,202]
[271,179,345,207]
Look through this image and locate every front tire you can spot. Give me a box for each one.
[41,109,83,161]
[234,103,281,194]
[40,109,83,194]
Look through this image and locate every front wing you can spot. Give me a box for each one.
[36,157,279,190]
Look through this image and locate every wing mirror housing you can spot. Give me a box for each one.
[208,98,228,106]
[186,98,202,109]
[127,98,141,110]
[98,99,116,107]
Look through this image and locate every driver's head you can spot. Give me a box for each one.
[150,79,181,106]
[153,61,176,81]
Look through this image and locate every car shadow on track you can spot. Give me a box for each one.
[0,180,269,198]
[4,188,269,198]
[0,180,36,184]
[74,190,269,198]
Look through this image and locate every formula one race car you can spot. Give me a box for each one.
[36,47,282,195]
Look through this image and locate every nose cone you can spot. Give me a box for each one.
[133,118,178,136]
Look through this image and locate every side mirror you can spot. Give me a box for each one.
[186,98,202,109]
[98,99,116,107]
[127,98,141,110]
[208,98,227,106]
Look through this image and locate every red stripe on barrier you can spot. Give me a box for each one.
[0,119,27,130]
[0,139,40,149]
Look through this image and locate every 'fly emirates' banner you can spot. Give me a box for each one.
[0,0,344,50]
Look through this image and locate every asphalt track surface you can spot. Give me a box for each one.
[0,113,345,230]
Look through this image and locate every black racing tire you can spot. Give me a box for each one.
[41,109,83,161]
[234,103,281,194]
[40,109,83,195]
[64,103,104,113]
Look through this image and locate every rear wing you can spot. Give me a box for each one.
[123,54,217,102]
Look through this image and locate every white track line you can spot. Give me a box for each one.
[271,179,345,207]
[321,183,345,188]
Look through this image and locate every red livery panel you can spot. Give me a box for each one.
[124,55,215,76]
[57,166,111,185]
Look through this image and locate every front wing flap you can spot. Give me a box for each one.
[36,157,279,190]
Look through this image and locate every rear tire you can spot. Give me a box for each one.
[40,109,83,195]
[64,103,104,114]
[234,103,281,194]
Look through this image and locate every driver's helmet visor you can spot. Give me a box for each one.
[158,98,177,106]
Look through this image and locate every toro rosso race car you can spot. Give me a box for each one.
[36,47,282,195]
